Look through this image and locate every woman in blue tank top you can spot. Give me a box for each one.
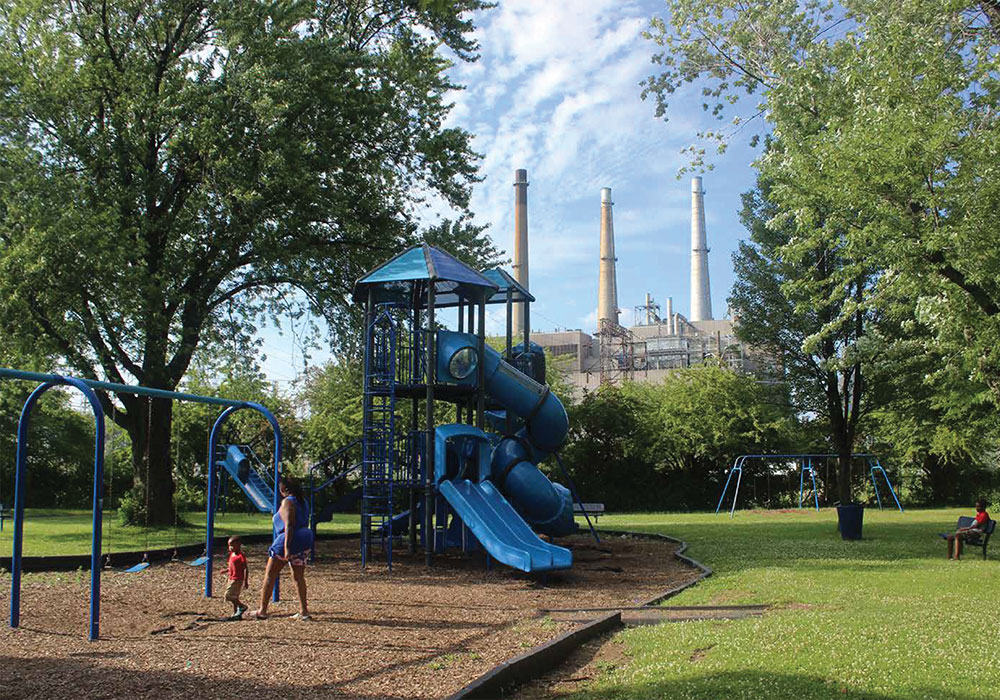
[251,475,315,620]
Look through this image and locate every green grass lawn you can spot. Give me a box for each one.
[573,508,998,699]
[0,508,359,558]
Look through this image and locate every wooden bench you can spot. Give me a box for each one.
[939,516,996,560]
[573,502,605,522]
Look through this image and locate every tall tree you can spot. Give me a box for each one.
[644,0,1000,408]
[730,181,879,502]
[0,0,492,523]
[644,0,1000,499]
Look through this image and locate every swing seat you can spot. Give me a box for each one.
[124,561,151,573]
[186,556,208,566]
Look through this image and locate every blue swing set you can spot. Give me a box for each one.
[2,366,284,641]
[715,453,903,518]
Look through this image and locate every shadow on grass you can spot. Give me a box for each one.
[570,669,977,700]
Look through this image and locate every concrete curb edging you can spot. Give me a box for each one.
[448,529,712,699]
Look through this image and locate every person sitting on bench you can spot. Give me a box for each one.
[946,499,990,560]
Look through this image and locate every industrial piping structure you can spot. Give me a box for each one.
[690,176,713,321]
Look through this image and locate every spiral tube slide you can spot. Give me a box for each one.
[480,344,576,536]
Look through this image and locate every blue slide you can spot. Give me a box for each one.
[432,333,580,574]
[219,445,274,512]
[438,479,572,573]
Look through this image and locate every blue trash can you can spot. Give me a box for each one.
[836,503,864,540]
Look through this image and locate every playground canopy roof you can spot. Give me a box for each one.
[480,268,535,304]
[352,244,498,308]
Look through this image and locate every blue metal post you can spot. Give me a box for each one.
[798,458,806,509]
[798,458,820,511]
[10,376,105,640]
[716,468,736,514]
[869,461,883,510]
[869,459,903,512]
[809,462,819,511]
[715,456,744,517]
[729,464,744,519]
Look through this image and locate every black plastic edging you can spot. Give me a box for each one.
[447,611,622,700]
[448,529,714,699]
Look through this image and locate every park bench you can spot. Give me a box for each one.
[938,516,996,560]
[0,503,8,532]
[573,502,605,522]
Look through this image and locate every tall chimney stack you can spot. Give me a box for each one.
[597,187,619,329]
[512,169,529,336]
[690,176,713,321]
[665,296,674,334]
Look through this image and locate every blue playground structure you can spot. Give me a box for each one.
[715,453,904,518]
[1,367,284,640]
[314,244,595,573]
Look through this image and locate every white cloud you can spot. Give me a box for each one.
[430,1,759,333]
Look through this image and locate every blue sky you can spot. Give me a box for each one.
[261,0,762,384]
[442,0,760,335]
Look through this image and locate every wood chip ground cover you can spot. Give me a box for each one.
[0,533,697,699]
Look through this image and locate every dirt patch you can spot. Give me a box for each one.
[0,533,698,699]
[689,644,714,662]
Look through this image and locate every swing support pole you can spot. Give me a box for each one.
[205,403,283,599]
[9,376,105,641]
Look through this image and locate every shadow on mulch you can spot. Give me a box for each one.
[0,654,413,700]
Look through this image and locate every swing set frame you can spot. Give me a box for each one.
[2,367,283,641]
[715,453,904,519]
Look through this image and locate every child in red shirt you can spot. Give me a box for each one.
[225,536,249,619]
[947,499,990,559]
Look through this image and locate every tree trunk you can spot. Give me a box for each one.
[837,451,853,505]
[127,395,176,526]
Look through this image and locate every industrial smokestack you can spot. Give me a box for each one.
[690,176,713,321]
[512,169,529,335]
[665,297,674,334]
[597,187,619,329]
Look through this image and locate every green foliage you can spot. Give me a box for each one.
[170,362,303,511]
[862,301,1000,505]
[0,0,492,522]
[0,379,96,509]
[300,359,365,460]
[422,217,506,272]
[563,367,799,510]
[116,488,147,528]
[645,0,1000,445]
[730,177,881,502]
[645,0,1000,501]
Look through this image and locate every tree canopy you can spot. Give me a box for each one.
[645,0,1000,499]
[0,0,494,522]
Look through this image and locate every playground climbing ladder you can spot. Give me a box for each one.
[361,305,397,568]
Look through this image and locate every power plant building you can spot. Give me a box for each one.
[521,175,758,395]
